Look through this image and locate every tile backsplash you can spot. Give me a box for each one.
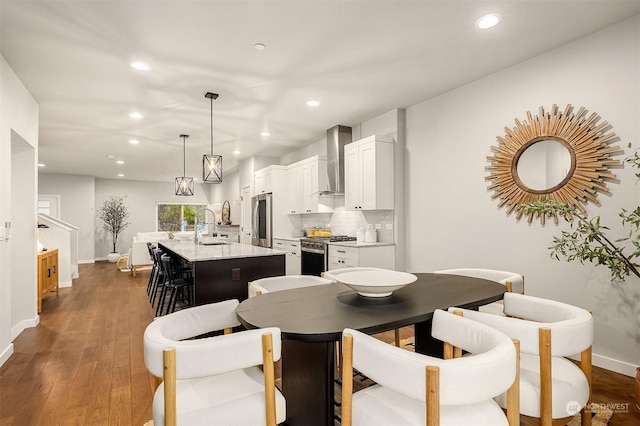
[295,198,394,243]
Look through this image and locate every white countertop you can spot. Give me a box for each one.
[327,241,396,248]
[159,240,284,262]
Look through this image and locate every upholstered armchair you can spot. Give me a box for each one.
[143,300,286,425]
[341,309,520,426]
[450,293,593,426]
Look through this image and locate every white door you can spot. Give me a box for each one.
[240,185,252,245]
[38,194,60,218]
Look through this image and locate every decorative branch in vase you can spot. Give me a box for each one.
[98,195,131,262]
[522,149,640,282]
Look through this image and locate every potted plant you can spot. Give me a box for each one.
[98,195,131,263]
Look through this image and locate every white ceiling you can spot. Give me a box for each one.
[2,1,639,183]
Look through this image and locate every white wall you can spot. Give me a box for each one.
[1,56,39,367]
[38,173,95,263]
[404,16,640,375]
[208,169,240,225]
[94,178,211,259]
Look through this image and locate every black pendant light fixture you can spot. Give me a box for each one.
[175,134,194,196]
[203,92,222,183]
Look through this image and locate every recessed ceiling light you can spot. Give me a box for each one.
[260,132,270,137]
[129,139,140,145]
[118,174,124,177]
[306,100,320,107]
[233,150,241,155]
[129,112,143,119]
[476,14,501,29]
[37,163,45,167]
[116,160,125,165]
[130,61,151,71]
[254,43,266,51]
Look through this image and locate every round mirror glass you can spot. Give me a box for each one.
[515,140,572,192]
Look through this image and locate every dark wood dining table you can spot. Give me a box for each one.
[236,272,506,426]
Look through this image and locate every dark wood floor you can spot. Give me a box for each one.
[0,262,638,425]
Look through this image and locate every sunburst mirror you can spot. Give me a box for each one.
[486,104,621,223]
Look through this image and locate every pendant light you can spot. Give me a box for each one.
[175,134,194,196]
[203,92,222,183]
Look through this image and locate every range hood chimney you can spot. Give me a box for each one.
[322,125,352,196]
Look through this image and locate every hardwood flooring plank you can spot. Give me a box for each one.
[59,405,87,426]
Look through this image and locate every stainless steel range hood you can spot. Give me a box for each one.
[320,125,352,196]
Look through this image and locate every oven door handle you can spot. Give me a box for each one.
[301,247,325,255]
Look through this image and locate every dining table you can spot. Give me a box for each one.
[235,272,506,426]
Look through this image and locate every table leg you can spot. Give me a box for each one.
[281,340,335,426]
[414,319,444,358]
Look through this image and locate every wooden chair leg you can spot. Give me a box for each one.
[426,365,439,426]
[507,339,520,426]
[341,334,354,426]
[394,328,401,346]
[581,346,592,426]
[262,333,277,426]
[539,328,552,426]
[163,348,177,426]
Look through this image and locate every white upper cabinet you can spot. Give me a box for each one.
[255,165,286,195]
[286,156,333,214]
[344,135,395,210]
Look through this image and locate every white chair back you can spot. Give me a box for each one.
[144,300,281,379]
[249,274,334,298]
[451,293,593,356]
[434,268,524,294]
[344,309,516,405]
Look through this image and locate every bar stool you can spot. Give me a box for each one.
[149,247,167,309]
[156,254,194,316]
[146,242,157,296]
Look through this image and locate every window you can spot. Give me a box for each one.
[156,203,205,232]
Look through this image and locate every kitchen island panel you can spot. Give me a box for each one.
[158,240,285,305]
[193,255,285,304]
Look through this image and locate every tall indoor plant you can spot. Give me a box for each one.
[98,195,131,262]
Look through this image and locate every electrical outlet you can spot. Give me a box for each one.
[375,223,382,229]
[386,223,393,230]
[232,268,241,281]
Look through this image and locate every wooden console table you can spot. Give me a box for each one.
[37,248,59,313]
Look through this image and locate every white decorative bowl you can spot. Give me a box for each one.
[337,270,417,297]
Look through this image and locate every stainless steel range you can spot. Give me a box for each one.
[300,236,357,276]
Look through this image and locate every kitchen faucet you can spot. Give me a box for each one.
[194,207,217,244]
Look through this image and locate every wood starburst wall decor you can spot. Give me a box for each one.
[486,104,621,223]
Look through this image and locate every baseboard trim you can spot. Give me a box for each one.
[592,353,637,377]
[0,343,14,368]
[78,259,95,264]
[11,315,39,342]
[59,280,73,288]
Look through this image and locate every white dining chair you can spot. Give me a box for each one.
[143,299,286,426]
[248,274,335,298]
[450,293,593,426]
[434,268,524,316]
[341,309,520,426]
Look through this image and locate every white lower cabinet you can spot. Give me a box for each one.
[327,244,395,271]
[273,238,301,275]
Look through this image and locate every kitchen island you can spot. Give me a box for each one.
[158,240,285,305]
